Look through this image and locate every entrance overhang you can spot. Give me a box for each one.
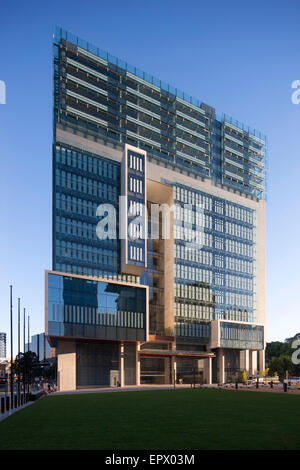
[140,350,215,359]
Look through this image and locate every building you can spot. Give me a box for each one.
[46,27,266,391]
[0,359,9,384]
[31,333,53,361]
[0,333,6,358]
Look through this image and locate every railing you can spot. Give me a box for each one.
[55,27,266,141]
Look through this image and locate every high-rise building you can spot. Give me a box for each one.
[46,27,266,391]
[0,333,6,358]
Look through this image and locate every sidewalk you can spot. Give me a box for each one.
[53,383,300,396]
[0,400,35,423]
[54,383,193,396]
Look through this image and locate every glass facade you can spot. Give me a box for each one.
[53,27,266,201]
[140,357,166,384]
[53,143,121,279]
[76,342,119,387]
[0,333,6,358]
[220,322,264,350]
[51,27,266,379]
[47,273,147,342]
[30,333,52,361]
[175,322,210,343]
[173,183,255,331]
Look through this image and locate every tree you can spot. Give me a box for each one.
[14,351,40,383]
[268,355,295,380]
[266,333,300,379]
[285,333,300,343]
[261,368,269,377]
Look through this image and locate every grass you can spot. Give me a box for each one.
[0,389,299,450]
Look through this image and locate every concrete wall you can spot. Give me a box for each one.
[256,200,266,332]
[147,179,174,334]
[57,341,76,391]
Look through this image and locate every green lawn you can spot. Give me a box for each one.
[0,389,299,450]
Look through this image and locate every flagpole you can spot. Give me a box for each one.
[18,298,20,404]
[10,285,13,409]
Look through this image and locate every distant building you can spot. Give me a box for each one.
[0,360,7,379]
[30,333,53,361]
[0,333,6,358]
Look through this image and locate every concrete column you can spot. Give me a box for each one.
[245,350,249,372]
[249,350,253,375]
[218,349,225,384]
[120,342,125,387]
[253,351,258,375]
[258,349,265,373]
[171,357,177,385]
[57,341,76,392]
[136,342,140,386]
[205,356,212,385]
[164,358,170,384]
[249,350,256,375]
[239,350,250,372]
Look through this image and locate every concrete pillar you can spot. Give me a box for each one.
[239,349,250,372]
[57,341,76,391]
[253,351,258,375]
[205,356,212,385]
[218,349,225,384]
[164,358,170,384]
[245,350,249,372]
[258,349,265,373]
[120,342,124,387]
[171,357,177,385]
[136,342,140,386]
[249,350,257,375]
[249,350,253,375]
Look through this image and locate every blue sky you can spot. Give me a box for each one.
[0,0,299,355]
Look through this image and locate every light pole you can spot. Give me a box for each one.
[18,298,20,405]
[27,315,30,394]
[27,316,30,352]
[10,285,13,409]
[23,307,26,397]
